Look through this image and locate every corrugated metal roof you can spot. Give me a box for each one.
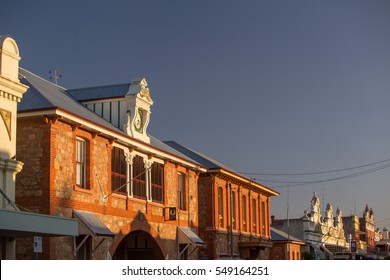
[17,68,203,166]
[270,227,303,243]
[163,141,232,170]
[73,210,114,238]
[18,69,62,110]
[150,137,201,164]
[177,226,205,246]
[67,83,131,101]
[18,68,128,135]
[164,141,279,197]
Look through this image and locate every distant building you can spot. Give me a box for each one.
[376,228,390,258]
[272,192,349,259]
[382,228,389,240]
[342,215,367,257]
[164,141,279,260]
[269,227,305,260]
[360,204,376,255]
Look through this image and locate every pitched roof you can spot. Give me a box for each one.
[163,141,231,170]
[67,83,131,102]
[18,68,125,135]
[164,141,279,196]
[150,137,201,163]
[17,68,203,166]
[270,227,304,243]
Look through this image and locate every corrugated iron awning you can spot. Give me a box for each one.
[177,226,205,246]
[73,210,114,238]
[72,210,115,257]
[177,226,205,259]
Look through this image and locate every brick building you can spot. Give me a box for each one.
[269,227,305,260]
[15,67,207,260]
[272,192,349,259]
[376,228,390,259]
[342,214,367,257]
[163,141,279,259]
[360,204,376,255]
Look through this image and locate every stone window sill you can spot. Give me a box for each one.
[73,185,92,194]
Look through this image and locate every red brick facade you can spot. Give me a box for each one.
[198,173,277,260]
[16,116,200,260]
[269,242,302,260]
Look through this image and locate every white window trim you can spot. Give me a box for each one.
[76,137,86,188]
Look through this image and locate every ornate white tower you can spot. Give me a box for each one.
[0,36,28,259]
[123,78,153,143]
[334,207,343,228]
[309,192,321,224]
[324,203,334,227]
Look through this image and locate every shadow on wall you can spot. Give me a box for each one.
[109,211,168,260]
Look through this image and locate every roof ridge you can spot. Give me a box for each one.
[19,67,67,90]
[67,82,131,92]
[18,72,55,109]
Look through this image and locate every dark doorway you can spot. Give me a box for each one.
[113,230,164,260]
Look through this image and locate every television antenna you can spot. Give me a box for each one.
[49,69,63,85]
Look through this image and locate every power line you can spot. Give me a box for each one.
[376,217,390,224]
[238,157,390,176]
[252,161,390,189]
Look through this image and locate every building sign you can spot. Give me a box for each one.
[169,207,177,220]
[34,236,42,253]
[350,240,356,253]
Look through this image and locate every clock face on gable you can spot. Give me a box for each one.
[134,108,144,133]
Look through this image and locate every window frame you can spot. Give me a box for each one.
[151,162,164,204]
[252,198,257,234]
[75,137,88,189]
[178,172,186,210]
[132,155,146,199]
[242,195,247,232]
[231,190,237,230]
[261,201,266,236]
[218,186,224,228]
[111,146,127,195]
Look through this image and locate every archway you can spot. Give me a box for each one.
[109,219,167,260]
[113,230,164,260]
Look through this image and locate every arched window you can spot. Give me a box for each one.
[232,190,236,230]
[242,195,247,232]
[218,187,224,228]
[261,201,266,236]
[252,198,257,234]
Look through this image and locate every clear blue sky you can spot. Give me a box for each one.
[2,0,390,228]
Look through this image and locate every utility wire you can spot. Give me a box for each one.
[255,162,390,189]
[238,157,390,176]
[376,217,390,224]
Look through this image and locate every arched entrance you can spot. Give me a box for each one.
[109,219,167,260]
[113,230,165,260]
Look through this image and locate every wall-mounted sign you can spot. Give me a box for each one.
[350,240,356,253]
[34,236,42,253]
